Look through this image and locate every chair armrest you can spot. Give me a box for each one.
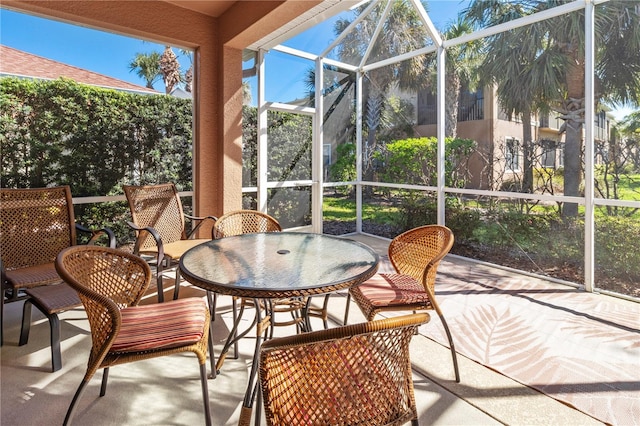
[125,221,164,260]
[184,214,217,239]
[1,258,5,286]
[76,224,116,248]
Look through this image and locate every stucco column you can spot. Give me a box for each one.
[220,45,244,213]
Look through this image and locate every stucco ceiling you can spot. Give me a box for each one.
[163,1,236,17]
[164,0,360,51]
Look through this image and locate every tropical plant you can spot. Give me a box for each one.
[179,48,194,93]
[375,136,476,188]
[465,0,640,216]
[334,0,429,183]
[464,1,559,193]
[128,51,162,89]
[423,16,482,139]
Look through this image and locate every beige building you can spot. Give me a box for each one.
[413,85,614,190]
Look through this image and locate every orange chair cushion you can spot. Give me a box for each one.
[354,273,432,307]
[140,238,209,258]
[110,298,207,353]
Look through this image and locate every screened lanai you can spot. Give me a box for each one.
[2,1,639,425]
[4,0,638,300]
[241,0,640,302]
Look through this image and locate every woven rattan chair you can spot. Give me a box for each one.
[344,225,460,382]
[211,210,282,239]
[0,186,115,371]
[123,183,217,302]
[259,313,430,426]
[55,245,212,426]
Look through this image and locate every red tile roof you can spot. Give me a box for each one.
[0,44,159,94]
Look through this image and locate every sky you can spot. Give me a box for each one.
[0,2,635,119]
[0,1,465,97]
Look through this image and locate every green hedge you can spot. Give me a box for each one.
[1,77,194,244]
[1,77,193,194]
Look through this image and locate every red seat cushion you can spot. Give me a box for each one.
[354,273,432,308]
[110,298,207,353]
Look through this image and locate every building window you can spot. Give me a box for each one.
[417,86,484,125]
[595,110,607,129]
[323,144,332,180]
[540,139,556,168]
[506,137,520,171]
[417,90,436,125]
[557,142,564,167]
[458,88,484,122]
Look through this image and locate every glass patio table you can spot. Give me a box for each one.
[179,231,379,425]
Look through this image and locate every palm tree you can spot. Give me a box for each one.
[466,0,640,216]
[159,46,181,94]
[464,1,560,193]
[334,0,429,183]
[242,81,252,105]
[179,49,194,93]
[128,52,162,89]
[423,17,481,139]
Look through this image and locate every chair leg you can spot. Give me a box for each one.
[0,287,22,346]
[19,298,33,346]
[63,379,90,426]
[1,287,4,346]
[208,322,216,379]
[436,309,460,383]
[343,292,352,325]
[100,368,110,396]
[173,266,182,300]
[156,256,165,303]
[199,363,212,426]
[320,294,330,330]
[206,291,217,378]
[232,297,239,358]
[20,297,63,372]
[49,313,62,372]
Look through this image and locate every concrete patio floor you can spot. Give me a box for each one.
[0,234,607,425]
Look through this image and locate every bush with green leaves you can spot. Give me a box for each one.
[242,106,313,227]
[595,216,640,282]
[1,77,193,244]
[375,136,476,187]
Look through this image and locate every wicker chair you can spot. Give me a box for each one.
[211,210,304,340]
[344,225,460,382]
[55,245,212,426]
[259,313,430,426]
[123,183,217,302]
[211,209,282,239]
[0,186,115,371]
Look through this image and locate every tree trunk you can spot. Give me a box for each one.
[445,73,460,139]
[560,41,585,218]
[563,112,583,217]
[363,92,382,197]
[522,107,534,193]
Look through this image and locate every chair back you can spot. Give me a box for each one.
[55,245,152,359]
[389,225,454,294]
[213,210,281,239]
[259,313,429,426]
[1,186,76,271]
[123,183,186,250]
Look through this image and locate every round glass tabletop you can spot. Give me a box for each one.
[179,232,379,298]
